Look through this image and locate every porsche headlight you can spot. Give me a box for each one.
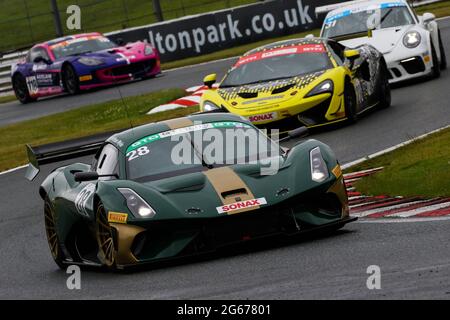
[144,45,154,56]
[403,31,421,48]
[78,57,104,66]
[118,188,156,218]
[310,147,329,183]
[203,100,220,111]
[305,80,334,98]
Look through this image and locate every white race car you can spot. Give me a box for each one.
[317,0,447,83]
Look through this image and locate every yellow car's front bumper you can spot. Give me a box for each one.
[232,91,347,131]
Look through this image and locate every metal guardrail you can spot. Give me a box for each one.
[0,0,445,97]
[0,50,27,97]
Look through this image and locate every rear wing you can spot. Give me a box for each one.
[25,130,119,181]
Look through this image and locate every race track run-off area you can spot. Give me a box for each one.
[0,18,449,299]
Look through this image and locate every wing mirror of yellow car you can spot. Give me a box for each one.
[344,49,360,60]
[203,74,217,88]
[344,49,361,69]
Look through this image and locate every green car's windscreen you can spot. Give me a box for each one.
[220,44,332,87]
[125,121,280,181]
[322,5,415,39]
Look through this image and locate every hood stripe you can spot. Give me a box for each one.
[162,118,193,130]
[204,166,259,215]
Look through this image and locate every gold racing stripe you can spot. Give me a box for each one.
[162,117,193,130]
[204,166,259,215]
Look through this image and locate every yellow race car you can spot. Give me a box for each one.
[200,38,390,132]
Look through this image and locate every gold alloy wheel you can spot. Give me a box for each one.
[96,204,115,267]
[44,201,59,259]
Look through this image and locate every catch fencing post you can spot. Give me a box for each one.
[152,0,164,21]
[50,0,64,37]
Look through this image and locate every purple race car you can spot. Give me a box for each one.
[11,32,161,103]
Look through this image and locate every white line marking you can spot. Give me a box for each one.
[0,164,28,176]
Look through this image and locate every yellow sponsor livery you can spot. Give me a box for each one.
[108,212,128,224]
[200,38,390,131]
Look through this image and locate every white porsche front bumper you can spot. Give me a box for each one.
[384,43,433,84]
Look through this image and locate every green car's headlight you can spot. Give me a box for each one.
[310,147,329,183]
[305,80,334,98]
[403,31,421,48]
[203,100,220,111]
[144,45,154,56]
[78,57,104,66]
[118,188,156,218]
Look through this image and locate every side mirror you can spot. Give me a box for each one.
[203,73,217,88]
[344,49,360,60]
[422,12,435,24]
[74,171,99,182]
[33,56,50,64]
[279,126,309,143]
[116,37,126,46]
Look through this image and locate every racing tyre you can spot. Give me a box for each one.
[44,199,65,270]
[344,80,358,124]
[431,42,441,79]
[96,202,116,269]
[12,74,36,104]
[438,30,447,70]
[377,62,391,109]
[62,64,80,94]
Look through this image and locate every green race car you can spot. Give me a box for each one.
[26,113,355,270]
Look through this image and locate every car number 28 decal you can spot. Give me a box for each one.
[126,146,150,162]
[25,76,39,95]
[75,183,96,216]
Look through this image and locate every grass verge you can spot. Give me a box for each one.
[416,0,450,17]
[349,127,450,198]
[0,88,199,172]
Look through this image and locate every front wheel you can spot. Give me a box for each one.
[95,202,116,269]
[431,42,441,79]
[344,81,358,124]
[438,30,447,70]
[377,62,391,109]
[44,199,65,270]
[12,74,36,104]
[62,64,80,95]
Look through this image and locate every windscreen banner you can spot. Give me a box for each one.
[107,0,348,62]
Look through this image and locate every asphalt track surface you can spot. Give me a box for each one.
[0,18,449,299]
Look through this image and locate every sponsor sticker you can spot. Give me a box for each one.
[248,112,277,123]
[108,212,128,224]
[79,75,93,81]
[216,197,267,214]
[235,44,326,67]
[332,164,342,178]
